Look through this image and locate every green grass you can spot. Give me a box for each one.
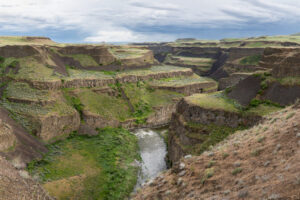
[150,74,216,87]
[69,54,98,66]
[232,167,243,175]
[186,92,240,113]
[5,82,51,101]
[27,128,140,200]
[239,55,262,65]
[246,104,282,116]
[110,46,149,59]
[76,89,132,121]
[116,65,191,77]
[124,82,183,108]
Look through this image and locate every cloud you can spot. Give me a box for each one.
[0,0,300,42]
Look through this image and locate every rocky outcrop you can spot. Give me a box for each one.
[0,156,53,200]
[260,47,300,77]
[168,98,262,164]
[262,82,300,106]
[218,73,251,90]
[57,45,116,65]
[0,45,39,58]
[36,110,81,143]
[227,75,262,106]
[0,119,16,152]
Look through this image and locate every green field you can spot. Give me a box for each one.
[27,128,140,200]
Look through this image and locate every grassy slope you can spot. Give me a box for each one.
[186,92,282,116]
[149,74,216,87]
[28,128,140,200]
[77,89,132,121]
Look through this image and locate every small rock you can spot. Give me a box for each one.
[238,190,248,198]
[223,190,231,195]
[264,161,271,167]
[298,140,300,146]
[177,178,183,185]
[18,170,30,179]
[296,133,300,138]
[207,152,214,157]
[178,170,186,177]
[262,175,270,182]
[164,190,171,195]
[268,193,280,200]
[234,162,241,167]
[273,144,281,154]
[179,162,185,170]
[184,154,192,159]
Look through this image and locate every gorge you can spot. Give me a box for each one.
[0,35,300,200]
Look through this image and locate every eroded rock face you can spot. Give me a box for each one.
[260,47,300,77]
[168,98,262,164]
[262,82,300,106]
[0,119,16,152]
[58,45,116,65]
[0,156,53,200]
[0,45,39,58]
[37,111,81,143]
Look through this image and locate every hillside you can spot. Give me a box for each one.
[133,102,300,199]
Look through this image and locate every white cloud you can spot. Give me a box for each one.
[0,0,300,42]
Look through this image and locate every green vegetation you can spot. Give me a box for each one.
[5,82,51,101]
[110,46,149,59]
[123,82,183,123]
[76,89,132,121]
[201,167,215,184]
[186,92,241,113]
[69,54,98,66]
[150,74,216,87]
[239,55,262,65]
[232,167,243,175]
[27,128,140,200]
[185,122,245,155]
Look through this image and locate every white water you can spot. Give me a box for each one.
[134,129,167,188]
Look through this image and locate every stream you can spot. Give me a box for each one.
[134,129,167,189]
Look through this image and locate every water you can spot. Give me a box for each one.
[134,129,167,188]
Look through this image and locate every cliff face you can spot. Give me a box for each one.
[168,98,262,164]
[134,104,300,200]
[38,111,81,142]
[260,47,300,77]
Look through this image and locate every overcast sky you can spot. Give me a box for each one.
[0,0,300,43]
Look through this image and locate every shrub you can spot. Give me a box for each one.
[232,167,243,175]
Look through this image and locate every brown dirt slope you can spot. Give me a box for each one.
[0,107,47,168]
[0,156,53,200]
[134,103,300,200]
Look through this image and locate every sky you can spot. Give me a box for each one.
[0,0,300,43]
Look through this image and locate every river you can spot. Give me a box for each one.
[134,129,167,189]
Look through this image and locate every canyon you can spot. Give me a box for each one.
[0,35,299,200]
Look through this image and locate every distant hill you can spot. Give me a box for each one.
[291,32,300,36]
